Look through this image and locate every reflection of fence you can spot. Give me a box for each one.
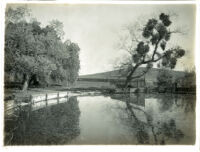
[31,92,69,104]
[5,92,74,117]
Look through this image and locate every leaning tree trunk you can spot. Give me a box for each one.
[123,64,140,91]
[22,74,29,91]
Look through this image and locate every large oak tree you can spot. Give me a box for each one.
[5,6,80,91]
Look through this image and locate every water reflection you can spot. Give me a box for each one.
[4,93,195,145]
[5,97,80,145]
[110,93,195,145]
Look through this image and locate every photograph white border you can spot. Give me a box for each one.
[0,1,199,152]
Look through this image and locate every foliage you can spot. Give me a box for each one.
[5,6,80,89]
[157,69,173,87]
[49,19,65,39]
[5,5,31,25]
[177,67,196,88]
[117,13,186,88]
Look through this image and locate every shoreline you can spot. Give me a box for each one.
[4,86,196,101]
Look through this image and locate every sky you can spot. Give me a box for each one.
[8,4,196,75]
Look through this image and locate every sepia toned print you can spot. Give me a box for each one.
[4,4,196,145]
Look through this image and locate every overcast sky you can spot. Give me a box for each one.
[8,4,196,75]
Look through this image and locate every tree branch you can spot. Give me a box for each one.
[142,39,161,64]
[152,39,161,60]
[170,28,187,35]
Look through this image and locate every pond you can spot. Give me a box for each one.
[4,93,196,145]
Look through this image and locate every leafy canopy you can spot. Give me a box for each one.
[5,6,80,86]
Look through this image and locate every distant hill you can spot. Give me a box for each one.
[79,67,185,83]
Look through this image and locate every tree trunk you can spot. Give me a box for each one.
[22,74,29,91]
[124,64,140,90]
[28,74,39,86]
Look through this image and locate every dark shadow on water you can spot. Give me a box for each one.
[4,97,80,145]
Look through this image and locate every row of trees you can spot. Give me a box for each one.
[5,6,80,91]
[156,68,196,93]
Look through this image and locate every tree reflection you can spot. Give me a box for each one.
[110,93,185,145]
[158,119,184,144]
[5,97,80,145]
[159,94,174,112]
[159,94,195,113]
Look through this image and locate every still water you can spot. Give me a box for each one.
[4,93,195,145]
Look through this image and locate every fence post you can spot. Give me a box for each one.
[67,91,69,100]
[30,95,33,105]
[57,92,59,103]
[45,94,48,106]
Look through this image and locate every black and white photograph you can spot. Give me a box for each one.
[2,1,198,148]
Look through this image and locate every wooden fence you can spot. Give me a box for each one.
[5,91,101,117]
[4,92,74,117]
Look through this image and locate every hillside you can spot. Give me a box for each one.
[79,67,185,83]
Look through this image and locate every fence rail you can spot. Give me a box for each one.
[4,91,72,117]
